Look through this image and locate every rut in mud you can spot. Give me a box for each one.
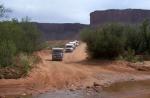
[0,43,88,95]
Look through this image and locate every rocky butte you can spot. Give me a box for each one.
[34,9,150,41]
[90,9,150,25]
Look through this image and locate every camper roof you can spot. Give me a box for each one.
[52,48,64,50]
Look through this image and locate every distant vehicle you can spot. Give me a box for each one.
[69,42,77,48]
[52,48,64,61]
[65,43,74,52]
[74,40,79,46]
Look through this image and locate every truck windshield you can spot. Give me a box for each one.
[53,50,62,53]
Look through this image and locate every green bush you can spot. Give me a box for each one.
[123,48,141,62]
[0,5,41,78]
[19,21,41,53]
[81,20,150,61]
[0,19,41,67]
[18,53,31,76]
[138,20,150,53]
[0,40,16,67]
[81,24,126,59]
[0,53,41,79]
[124,26,140,52]
[125,20,150,54]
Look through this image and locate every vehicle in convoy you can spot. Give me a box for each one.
[52,48,64,61]
[69,42,77,48]
[74,40,79,46]
[65,43,74,52]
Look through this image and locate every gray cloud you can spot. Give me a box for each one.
[1,0,150,24]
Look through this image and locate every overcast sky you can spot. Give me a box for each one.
[1,0,150,24]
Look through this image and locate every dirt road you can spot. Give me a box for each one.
[0,43,150,96]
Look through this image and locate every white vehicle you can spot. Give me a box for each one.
[52,48,64,61]
[65,43,74,52]
[69,41,77,48]
[74,40,79,46]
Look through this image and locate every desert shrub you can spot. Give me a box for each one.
[0,40,17,67]
[0,5,41,78]
[138,20,150,54]
[18,53,41,76]
[19,19,41,53]
[124,26,140,52]
[0,53,41,79]
[125,20,150,54]
[81,20,150,61]
[0,19,41,67]
[81,24,126,59]
[117,48,143,63]
[18,53,31,76]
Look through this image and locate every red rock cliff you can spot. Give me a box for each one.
[90,9,150,25]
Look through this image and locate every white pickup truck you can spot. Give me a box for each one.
[69,42,77,48]
[65,43,74,52]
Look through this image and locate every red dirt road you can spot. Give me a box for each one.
[0,43,150,96]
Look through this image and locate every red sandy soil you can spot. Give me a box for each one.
[0,43,150,96]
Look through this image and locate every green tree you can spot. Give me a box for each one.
[0,40,16,67]
[81,24,125,59]
[139,19,150,53]
[0,4,11,18]
[19,18,41,53]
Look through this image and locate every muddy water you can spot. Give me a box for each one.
[6,80,150,98]
[101,80,150,98]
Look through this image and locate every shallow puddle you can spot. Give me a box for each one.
[5,80,150,98]
[101,80,150,98]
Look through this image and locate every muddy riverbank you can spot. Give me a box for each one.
[5,79,150,98]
